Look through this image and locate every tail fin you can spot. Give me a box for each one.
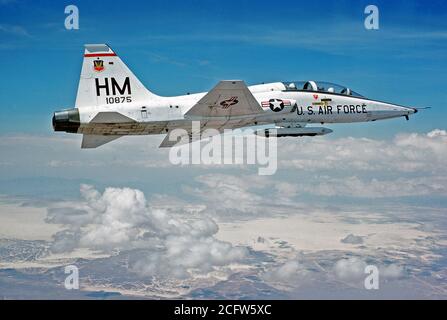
[75,44,158,108]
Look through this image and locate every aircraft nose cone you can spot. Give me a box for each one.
[404,107,418,115]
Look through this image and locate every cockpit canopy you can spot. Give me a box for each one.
[282,81,364,98]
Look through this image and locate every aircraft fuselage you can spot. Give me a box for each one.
[52,44,419,148]
[54,82,417,136]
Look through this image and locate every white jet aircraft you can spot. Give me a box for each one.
[53,44,419,148]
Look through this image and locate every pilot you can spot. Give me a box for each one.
[341,88,352,96]
[288,83,296,90]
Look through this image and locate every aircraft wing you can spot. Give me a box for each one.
[185,80,263,118]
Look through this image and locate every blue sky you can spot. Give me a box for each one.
[0,0,446,137]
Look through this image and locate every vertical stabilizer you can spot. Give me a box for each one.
[75,44,158,108]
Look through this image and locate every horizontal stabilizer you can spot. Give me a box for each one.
[81,134,122,149]
[90,112,136,124]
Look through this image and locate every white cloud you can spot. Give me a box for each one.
[1,130,446,201]
[46,185,247,279]
[427,129,447,138]
[298,175,447,198]
[2,129,446,174]
[280,130,447,174]
[333,257,405,284]
[263,260,310,285]
[275,130,447,198]
[334,257,368,282]
[184,173,311,219]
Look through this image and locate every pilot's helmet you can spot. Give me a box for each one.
[288,83,296,89]
[327,87,335,93]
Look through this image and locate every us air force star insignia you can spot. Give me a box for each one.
[269,99,284,112]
